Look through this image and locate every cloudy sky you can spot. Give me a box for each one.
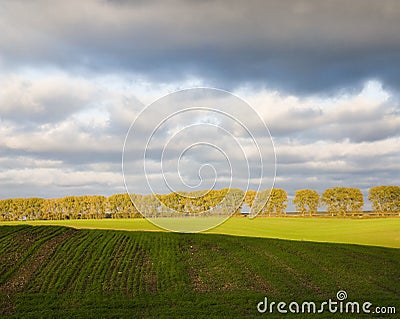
[0,0,399,209]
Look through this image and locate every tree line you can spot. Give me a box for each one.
[0,186,399,221]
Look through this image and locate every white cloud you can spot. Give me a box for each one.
[1,1,399,206]
[242,81,399,142]
[0,72,399,201]
[0,74,96,123]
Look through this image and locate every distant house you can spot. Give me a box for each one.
[241,203,250,216]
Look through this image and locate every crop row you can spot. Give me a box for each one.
[1,226,399,318]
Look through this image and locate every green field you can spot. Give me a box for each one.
[0,224,399,318]
[3,217,400,248]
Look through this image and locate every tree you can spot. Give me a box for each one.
[220,188,245,216]
[107,194,140,218]
[293,189,320,216]
[244,190,257,208]
[253,188,288,216]
[42,199,59,220]
[321,187,363,216]
[368,186,400,216]
[24,198,44,220]
[0,199,14,221]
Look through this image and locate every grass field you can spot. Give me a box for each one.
[3,217,400,248]
[0,225,399,318]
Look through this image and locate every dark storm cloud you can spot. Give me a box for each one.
[1,0,400,95]
[1,0,399,201]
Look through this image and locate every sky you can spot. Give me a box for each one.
[0,0,399,210]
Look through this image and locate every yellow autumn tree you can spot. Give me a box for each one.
[293,189,320,216]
